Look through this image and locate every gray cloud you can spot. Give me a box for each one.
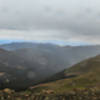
[0,0,100,44]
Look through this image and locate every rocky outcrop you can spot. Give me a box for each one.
[0,89,100,100]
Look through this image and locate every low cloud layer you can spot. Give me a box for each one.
[0,0,100,44]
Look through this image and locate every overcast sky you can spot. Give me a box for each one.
[0,0,100,44]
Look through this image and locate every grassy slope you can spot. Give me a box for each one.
[29,55,100,94]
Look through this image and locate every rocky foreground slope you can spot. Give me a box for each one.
[0,88,100,100]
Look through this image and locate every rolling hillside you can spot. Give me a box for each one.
[1,43,100,94]
[0,51,100,99]
[30,55,100,94]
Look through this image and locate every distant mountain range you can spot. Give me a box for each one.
[0,43,100,90]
